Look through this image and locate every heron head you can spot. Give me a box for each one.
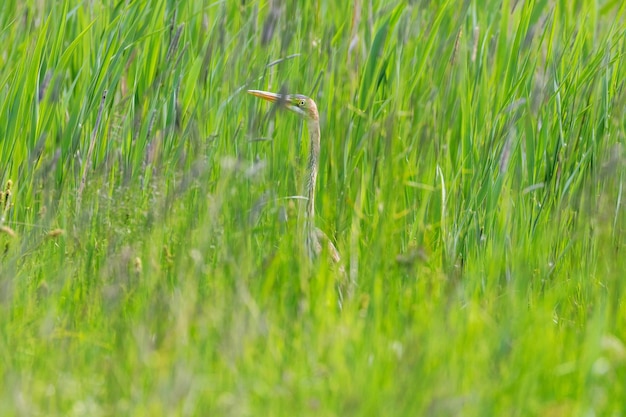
[248,90,319,121]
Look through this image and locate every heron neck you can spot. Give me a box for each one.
[305,119,320,226]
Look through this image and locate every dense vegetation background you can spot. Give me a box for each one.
[0,0,625,415]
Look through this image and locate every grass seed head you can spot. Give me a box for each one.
[47,229,65,239]
[0,226,16,237]
[134,257,143,275]
[1,180,12,210]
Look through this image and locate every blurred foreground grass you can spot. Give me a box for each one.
[0,0,625,415]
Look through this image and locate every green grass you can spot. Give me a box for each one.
[1,0,625,415]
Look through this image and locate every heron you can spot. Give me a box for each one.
[247,89,345,277]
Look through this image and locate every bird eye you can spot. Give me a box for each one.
[299,99,306,107]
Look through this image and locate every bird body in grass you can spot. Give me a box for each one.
[247,89,345,282]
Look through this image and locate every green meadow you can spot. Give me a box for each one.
[1,0,625,415]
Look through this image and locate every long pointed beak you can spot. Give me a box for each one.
[247,89,283,103]
[247,89,307,118]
